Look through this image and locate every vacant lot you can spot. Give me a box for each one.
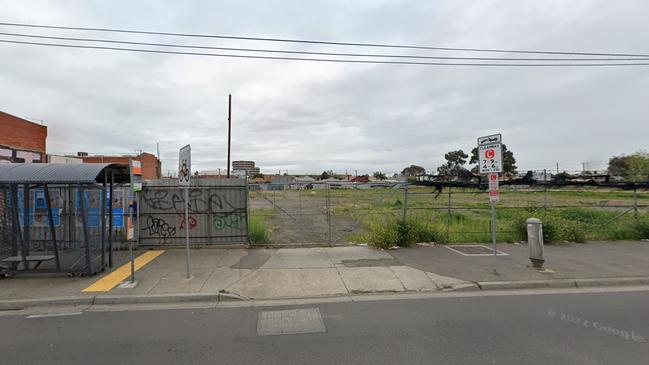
[249,186,649,245]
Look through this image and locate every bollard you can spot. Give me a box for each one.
[527,218,544,269]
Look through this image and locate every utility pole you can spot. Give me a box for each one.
[227,94,232,178]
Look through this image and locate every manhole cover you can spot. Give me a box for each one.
[257,308,326,336]
[446,245,508,256]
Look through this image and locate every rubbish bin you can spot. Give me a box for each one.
[527,218,544,269]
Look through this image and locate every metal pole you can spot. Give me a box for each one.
[402,178,408,223]
[185,187,191,278]
[446,186,451,243]
[108,171,114,267]
[129,235,135,283]
[22,184,30,269]
[10,185,24,271]
[100,182,106,268]
[543,169,548,208]
[327,183,332,245]
[491,203,498,275]
[227,94,232,178]
[44,184,61,271]
[298,187,304,242]
[633,186,638,221]
[8,185,18,263]
[245,178,251,246]
[79,184,92,275]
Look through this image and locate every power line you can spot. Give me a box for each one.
[2,39,649,67]
[2,31,649,62]
[1,21,649,58]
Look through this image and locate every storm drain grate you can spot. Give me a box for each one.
[257,308,326,336]
[446,245,509,256]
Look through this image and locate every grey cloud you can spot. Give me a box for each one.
[1,0,648,175]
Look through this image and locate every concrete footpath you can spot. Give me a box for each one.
[1,241,649,309]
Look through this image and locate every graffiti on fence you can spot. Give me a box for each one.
[178,213,197,230]
[139,183,248,244]
[141,189,241,214]
[141,216,177,239]
[213,212,246,231]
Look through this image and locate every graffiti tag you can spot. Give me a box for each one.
[213,212,246,231]
[141,216,177,239]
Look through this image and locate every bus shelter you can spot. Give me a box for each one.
[0,163,129,276]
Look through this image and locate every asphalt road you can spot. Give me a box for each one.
[2,290,649,364]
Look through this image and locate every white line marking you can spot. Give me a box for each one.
[446,245,509,256]
[26,312,83,319]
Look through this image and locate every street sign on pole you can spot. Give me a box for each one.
[178,144,191,278]
[488,173,499,204]
[178,145,191,187]
[478,134,502,275]
[478,134,503,174]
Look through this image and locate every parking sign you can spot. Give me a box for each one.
[478,134,503,174]
[488,173,499,204]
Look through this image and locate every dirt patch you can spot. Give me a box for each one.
[250,190,363,244]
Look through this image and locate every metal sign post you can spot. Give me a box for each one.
[179,144,191,278]
[478,134,503,275]
[128,159,142,284]
[488,172,500,274]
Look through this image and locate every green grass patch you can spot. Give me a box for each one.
[249,215,272,245]
[350,214,445,249]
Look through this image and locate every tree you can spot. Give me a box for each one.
[469,144,517,175]
[608,155,629,177]
[401,165,426,176]
[626,152,649,182]
[609,151,649,181]
[251,173,264,179]
[436,150,472,181]
[373,171,387,180]
[320,171,330,180]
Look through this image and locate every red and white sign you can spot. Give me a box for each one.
[488,173,499,204]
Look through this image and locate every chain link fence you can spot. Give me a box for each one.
[249,181,649,245]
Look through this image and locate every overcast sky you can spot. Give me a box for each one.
[1,0,648,175]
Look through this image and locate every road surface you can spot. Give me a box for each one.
[2,289,648,364]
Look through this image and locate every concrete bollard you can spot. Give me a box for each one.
[527,218,544,269]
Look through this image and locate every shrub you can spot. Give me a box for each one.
[509,213,531,242]
[364,218,444,249]
[543,217,586,243]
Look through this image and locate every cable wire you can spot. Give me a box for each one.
[2,39,649,66]
[1,21,649,58]
[2,31,648,62]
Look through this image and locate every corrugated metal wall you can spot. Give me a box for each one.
[138,178,248,246]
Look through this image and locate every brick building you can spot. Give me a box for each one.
[73,152,162,180]
[0,111,47,163]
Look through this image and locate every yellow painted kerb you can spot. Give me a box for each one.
[82,250,165,292]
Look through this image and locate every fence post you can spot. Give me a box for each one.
[326,183,332,245]
[633,186,638,222]
[402,178,408,223]
[447,186,452,242]
[543,169,548,213]
[298,187,304,242]
[245,178,251,246]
